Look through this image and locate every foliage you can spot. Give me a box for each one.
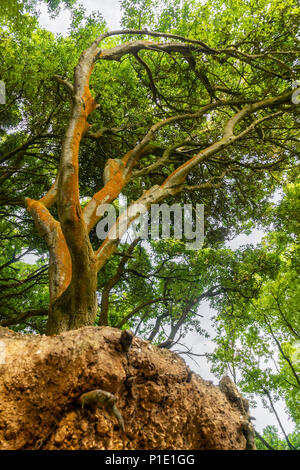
[208,183,300,448]
[0,0,299,446]
[256,425,300,450]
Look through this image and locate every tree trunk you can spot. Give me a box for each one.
[47,259,98,335]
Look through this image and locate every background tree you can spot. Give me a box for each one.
[208,183,300,449]
[256,425,300,450]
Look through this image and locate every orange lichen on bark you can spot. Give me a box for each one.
[122,149,133,167]
[105,159,125,182]
[98,170,125,201]
[59,65,97,222]
[95,185,162,271]
[82,80,96,116]
[161,140,224,191]
[83,146,157,233]
[25,198,72,302]
[122,144,156,174]
[51,222,72,300]
[26,198,57,231]
[39,179,58,208]
[83,158,127,232]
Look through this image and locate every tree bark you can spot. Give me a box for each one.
[47,259,98,335]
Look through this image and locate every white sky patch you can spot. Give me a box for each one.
[226,228,266,250]
[38,3,72,35]
[181,328,295,435]
[38,0,122,35]
[22,253,40,264]
[84,0,123,29]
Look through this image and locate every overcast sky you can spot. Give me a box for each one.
[38,0,123,33]
[33,1,295,436]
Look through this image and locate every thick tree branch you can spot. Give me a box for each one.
[93,29,217,53]
[25,199,72,302]
[99,238,140,326]
[39,175,59,208]
[184,169,230,191]
[159,287,224,348]
[82,144,156,232]
[53,74,74,95]
[254,431,276,451]
[116,297,171,329]
[0,308,48,327]
[263,314,300,388]
[87,126,125,139]
[243,369,296,450]
[0,265,48,289]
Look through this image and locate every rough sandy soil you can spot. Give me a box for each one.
[0,326,252,450]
